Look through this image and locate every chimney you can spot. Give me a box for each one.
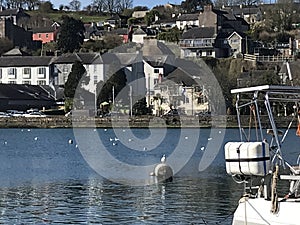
[204,5,212,12]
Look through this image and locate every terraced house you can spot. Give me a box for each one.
[0,52,105,93]
[179,4,249,58]
[0,56,53,85]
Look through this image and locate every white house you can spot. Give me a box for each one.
[132,28,147,44]
[51,53,105,93]
[0,56,53,85]
[132,10,149,19]
[176,13,199,30]
[227,31,246,58]
[143,59,164,107]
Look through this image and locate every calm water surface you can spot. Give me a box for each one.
[0,128,298,224]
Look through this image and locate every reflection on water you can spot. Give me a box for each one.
[0,176,242,224]
[1,128,298,224]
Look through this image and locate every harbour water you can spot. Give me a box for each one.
[0,128,298,224]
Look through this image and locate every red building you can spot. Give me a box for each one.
[32,25,60,44]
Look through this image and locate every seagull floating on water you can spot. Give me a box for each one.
[161,154,166,163]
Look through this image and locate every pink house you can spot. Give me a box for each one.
[32,23,60,44]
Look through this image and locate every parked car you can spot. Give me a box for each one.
[7,110,24,117]
[23,112,46,117]
[0,112,11,117]
[195,111,211,117]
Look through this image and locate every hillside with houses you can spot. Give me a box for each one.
[0,0,300,119]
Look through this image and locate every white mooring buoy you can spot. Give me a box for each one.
[150,154,173,183]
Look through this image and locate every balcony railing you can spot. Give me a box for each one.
[179,42,214,48]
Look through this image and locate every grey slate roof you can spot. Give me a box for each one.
[77,53,102,64]
[51,53,81,64]
[177,13,199,21]
[134,28,146,35]
[2,48,30,56]
[224,5,260,15]
[114,53,139,66]
[32,26,58,33]
[165,67,198,86]
[51,53,102,64]
[0,8,18,16]
[142,41,175,56]
[181,27,216,39]
[153,18,176,25]
[0,56,53,67]
[0,84,55,101]
[174,58,204,79]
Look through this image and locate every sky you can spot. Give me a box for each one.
[50,0,177,10]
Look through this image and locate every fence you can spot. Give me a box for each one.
[244,54,294,62]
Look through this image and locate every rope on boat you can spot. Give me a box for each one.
[271,165,279,214]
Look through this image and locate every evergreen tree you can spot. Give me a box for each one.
[0,38,13,56]
[181,0,212,13]
[132,97,150,116]
[97,66,127,106]
[57,16,85,53]
[64,60,89,98]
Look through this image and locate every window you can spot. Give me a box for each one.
[38,67,46,79]
[154,78,159,85]
[63,65,69,73]
[0,69,2,79]
[8,68,16,79]
[94,75,98,84]
[231,39,239,44]
[154,69,159,73]
[23,68,31,79]
[38,67,46,74]
[94,65,97,73]
[46,34,49,38]
[37,80,46,85]
[9,81,16,84]
[22,81,31,84]
[207,50,212,56]
[38,34,41,38]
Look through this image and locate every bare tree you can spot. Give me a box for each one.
[214,0,262,7]
[117,0,133,12]
[104,0,118,14]
[69,0,81,11]
[92,0,106,13]
[92,0,133,14]
[25,0,40,10]
[5,0,24,9]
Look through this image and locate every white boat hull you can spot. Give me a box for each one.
[233,197,300,225]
